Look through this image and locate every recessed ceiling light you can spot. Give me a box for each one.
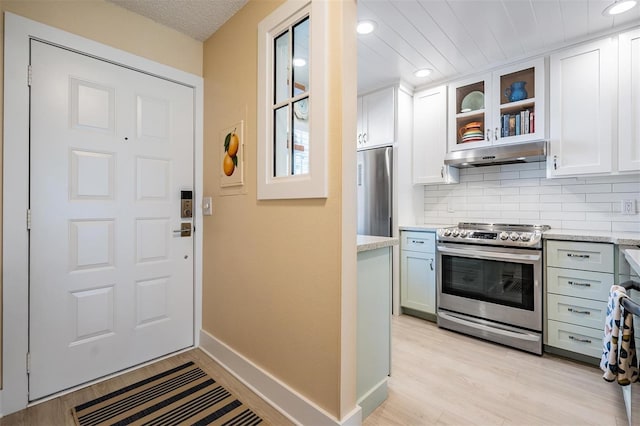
[292,57,307,67]
[357,20,376,35]
[602,0,637,16]
[414,68,433,78]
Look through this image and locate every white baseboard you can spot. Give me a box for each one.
[199,329,362,426]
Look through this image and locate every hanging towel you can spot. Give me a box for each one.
[601,285,639,385]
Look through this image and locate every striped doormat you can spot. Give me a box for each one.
[72,361,263,426]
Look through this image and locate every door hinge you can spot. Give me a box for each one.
[26,352,31,375]
[28,65,32,86]
[27,209,32,230]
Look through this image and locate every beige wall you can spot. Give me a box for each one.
[0,0,203,390]
[202,0,355,418]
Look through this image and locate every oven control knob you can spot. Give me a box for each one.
[499,232,509,240]
[459,230,467,237]
[451,229,459,237]
[443,229,452,237]
[510,232,520,241]
[520,233,532,242]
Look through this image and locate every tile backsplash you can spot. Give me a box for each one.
[423,162,640,232]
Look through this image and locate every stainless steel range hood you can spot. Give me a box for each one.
[444,141,547,168]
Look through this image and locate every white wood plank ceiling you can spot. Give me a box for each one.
[357,0,640,93]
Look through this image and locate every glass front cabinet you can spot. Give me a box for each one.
[448,58,546,152]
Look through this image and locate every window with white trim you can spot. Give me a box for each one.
[257,0,327,200]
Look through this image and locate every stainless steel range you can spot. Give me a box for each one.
[436,223,550,354]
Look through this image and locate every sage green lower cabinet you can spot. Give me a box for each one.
[357,246,391,419]
[545,240,614,360]
[400,231,436,320]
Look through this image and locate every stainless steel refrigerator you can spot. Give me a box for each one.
[357,146,393,237]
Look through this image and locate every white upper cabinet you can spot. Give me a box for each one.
[548,37,616,177]
[413,85,459,185]
[618,28,640,173]
[357,86,395,150]
[448,58,545,152]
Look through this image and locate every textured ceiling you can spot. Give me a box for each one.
[108,0,249,41]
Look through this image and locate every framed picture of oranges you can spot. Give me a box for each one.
[220,120,244,187]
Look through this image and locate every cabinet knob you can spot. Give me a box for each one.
[440,166,444,178]
[553,155,558,170]
[495,127,499,141]
[363,133,367,143]
[429,259,434,271]
[486,129,490,141]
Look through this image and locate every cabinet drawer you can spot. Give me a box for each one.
[401,231,435,253]
[547,320,603,358]
[547,294,606,329]
[546,241,614,273]
[547,267,613,301]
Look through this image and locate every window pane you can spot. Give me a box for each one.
[292,18,309,96]
[292,97,309,175]
[274,31,290,104]
[274,105,290,177]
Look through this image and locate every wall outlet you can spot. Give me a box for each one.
[622,199,636,215]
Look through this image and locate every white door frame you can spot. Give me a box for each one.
[2,12,204,416]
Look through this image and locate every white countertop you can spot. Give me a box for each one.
[624,249,640,277]
[543,229,640,246]
[399,224,640,246]
[357,235,399,252]
[399,224,449,232]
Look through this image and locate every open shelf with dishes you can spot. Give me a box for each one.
[448,58,546,152]
[450,79,490,149]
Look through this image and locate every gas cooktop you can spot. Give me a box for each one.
[436,222,551,249]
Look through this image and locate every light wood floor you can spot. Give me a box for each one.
[365,314,634,426]
[0,349,293,426]
[2,317,636,425]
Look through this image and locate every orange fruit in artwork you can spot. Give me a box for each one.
[228,133,239,157]
[223,154,235,176]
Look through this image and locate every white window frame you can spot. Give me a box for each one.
[257,0,328,200]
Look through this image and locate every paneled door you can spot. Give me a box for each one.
[28,40,194,400]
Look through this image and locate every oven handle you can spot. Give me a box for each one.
[437,245,541,262]
[438,311,540,342]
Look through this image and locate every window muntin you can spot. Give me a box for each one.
[271,16,309,178]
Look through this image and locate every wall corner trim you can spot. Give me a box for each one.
[198,329,362,426]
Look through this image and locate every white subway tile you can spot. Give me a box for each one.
[586,175,640,184]
[501,178,540,187]
[485,203,518,211]
[540,194,586,203]
[561,221,612,231]
[485,187,519,196]
[519,169,546,179]
[459,173,485,183]
[562,184,612,194]
[484,171,519,181]
[502,211,541,220]
[612,222,640,232]
[525,202,562,211]
[562,202,612,212]
[540,177,583,186]
[613,182,640,192]
[520,186,562,195]
[468,180,500,189]
[541,211,586,221]
[586,193,639,202]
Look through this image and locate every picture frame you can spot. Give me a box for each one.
[220,120,244,187]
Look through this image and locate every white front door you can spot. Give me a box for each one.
[28,40,195,400]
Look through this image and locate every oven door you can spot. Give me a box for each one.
[437,243,542,332]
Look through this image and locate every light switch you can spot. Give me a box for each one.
[202,196,213,216]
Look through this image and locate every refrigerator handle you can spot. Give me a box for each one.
[389,216,393,238]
